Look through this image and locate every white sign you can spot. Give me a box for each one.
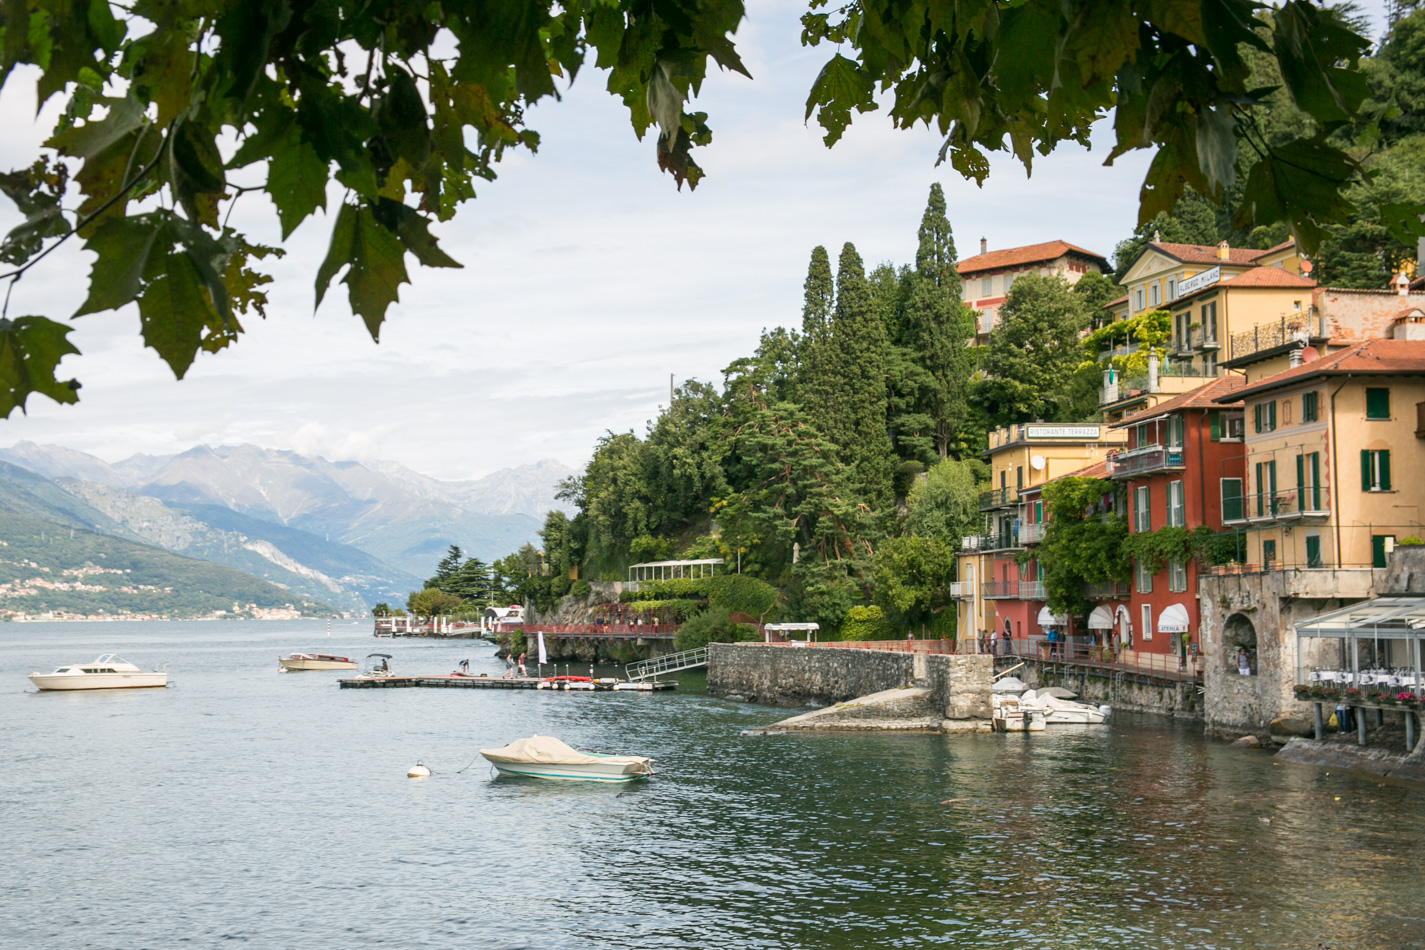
[1024,424,1101,439]
[1177,265,1221,297]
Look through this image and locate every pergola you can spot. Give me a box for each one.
[1293,596,1424,749]
[765,622,820,643]
[627,558,724,582]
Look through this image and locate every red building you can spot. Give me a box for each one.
[1104,375,1247,660]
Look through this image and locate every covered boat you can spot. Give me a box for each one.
[479,736,654,782]
[28,655,168,691]
[279,653,358,671]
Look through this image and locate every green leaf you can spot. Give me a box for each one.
[266,134,328,239]
[314,202,357,312]
[371,198,461,269]
[168,119,227,229]
[74,213,168,316]
[805,54,876,146]
[135,249,236,379]
[314,203,410,340]
[0,315,81,418]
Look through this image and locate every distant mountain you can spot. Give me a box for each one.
[0,441,578,582]
[0,507,334,621]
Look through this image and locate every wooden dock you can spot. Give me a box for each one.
[339,674,676,691]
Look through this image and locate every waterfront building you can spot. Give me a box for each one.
[956,239,1110,343]
[954,423,1125,645]
[1105,375,1247,665]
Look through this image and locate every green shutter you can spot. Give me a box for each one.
[1222,479,1243,522]
[1255,462,1264,516]
[1373,535,1388,569]
[1254,404,1262,433]
[1310,453,1321,510]
[1209,411,1220,441]
[1366,387,1390,419]
[1380,450,1391,491]
[1306,536,1322,568]
[1362,449,1372,490]
[1267,401,1276,430]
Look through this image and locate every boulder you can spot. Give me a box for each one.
[1269,717,1316,740]
[1232,734,1262,748]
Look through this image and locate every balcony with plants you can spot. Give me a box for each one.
[1107,441,1186,478]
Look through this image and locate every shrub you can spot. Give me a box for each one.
[570,580,592,598]
[1398,536,1423,547]
[840,605,894,641]
[707,574,778,618]
[673,608,750,651]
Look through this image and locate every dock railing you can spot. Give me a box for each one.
[626,647,709,681]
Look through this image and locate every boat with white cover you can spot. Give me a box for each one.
[1018,688,1111,724]
[28,654,168,691]
[480,736,654,782]
[279,653,358,671]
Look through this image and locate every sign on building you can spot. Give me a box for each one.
[1024,424,1101,439]
[1177,265,1221,297]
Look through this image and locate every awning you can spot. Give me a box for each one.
[1087,605,1115,630]
[1157,603,1191,634]
[1037,606,1067,627]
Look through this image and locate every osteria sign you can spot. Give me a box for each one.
[1024,424,1101,439]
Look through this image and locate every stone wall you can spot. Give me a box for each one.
[707,644,992,720]
[1017,664,1201,719]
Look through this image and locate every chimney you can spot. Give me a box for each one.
[980,237,987,255]
[1216,240,1230,261]
[1147,351,1160,394]
[1395,272,1410,296]
[1289,346,1304,368]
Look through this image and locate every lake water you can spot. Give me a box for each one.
[2,620,1423,949]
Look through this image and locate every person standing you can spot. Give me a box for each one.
[517,652,527,677]
[989,628,999,656]
[1236,647,1251,676]
[459,658,470,674]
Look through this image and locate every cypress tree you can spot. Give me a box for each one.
[798,245,840,445]
[831,242,895,508]
[904,184,976,458]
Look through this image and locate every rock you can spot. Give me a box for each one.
[1232,734,1261,748]
[1269,717,1315,739]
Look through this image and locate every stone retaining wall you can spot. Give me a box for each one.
[1017,664,1202,720]
[707,644,991,720]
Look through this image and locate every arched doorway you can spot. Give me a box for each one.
[1224,612,1258,674]
[1115,604,1133,649]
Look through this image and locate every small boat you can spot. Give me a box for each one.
[479,736,654,782]
[357,653,395,678]
[279,653,358,671]
[28,654,168,691]
[1018,689,1111,724]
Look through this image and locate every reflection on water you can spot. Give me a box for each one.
[1,621,1423,949]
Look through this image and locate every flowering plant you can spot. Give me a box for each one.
[1365,688,1391,704]
[1293,685,1312,700]
[1309,684,1341,701]
[1344,686,1363,700]
[1396,691,1421,708]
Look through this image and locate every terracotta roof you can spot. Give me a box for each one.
[1149,242,1269,266]
[1103,294,1129,307]
[1019,459,1109,496]
[1217,267,1316,289]
[956,240,1110,275]
[1112,375,1247,427]
[1214,339,1425,402]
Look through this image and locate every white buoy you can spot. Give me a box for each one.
[408,762,431,778]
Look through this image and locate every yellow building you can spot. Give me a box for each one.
[957,239,1110,343]
[1211,339,1425,570]
[953,423,1126,641]
[1119,239,1302,320]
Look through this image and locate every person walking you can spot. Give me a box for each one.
[517,652,527,677]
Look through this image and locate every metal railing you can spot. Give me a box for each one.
[978,487,1020,510]
[949,581,972,598]
[1082,580,1132,599]
[982,581,1017,598]
[1019,522,1046,544]
[625,647,707,681]
[971,531,1020,552]
[1107,444,1185,478]
[1249,488,1329,521]
[1230,313,1323,362]
[538,623,679,639]
[1018,581,1046,600]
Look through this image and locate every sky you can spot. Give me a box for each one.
[0,1,1391,481]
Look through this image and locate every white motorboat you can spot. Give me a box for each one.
[1018,689,1111,724]
[480,736,654,782]
[28,654,168,691]
[279,653,358,671]
[356,653,395,678]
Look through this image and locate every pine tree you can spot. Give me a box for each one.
[831,242,895,508]
[428,544,463,591]
[797,245,840,446]
[903,184,976,458]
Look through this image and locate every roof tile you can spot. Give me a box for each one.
[1113,375,1247,427]
[1216,339,1425,402]
[957,240,1109,275]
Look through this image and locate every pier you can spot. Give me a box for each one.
[339,674,676,691]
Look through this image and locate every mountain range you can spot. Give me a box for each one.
[0,442,577,618]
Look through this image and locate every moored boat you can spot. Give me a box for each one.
[28,655,169,691]
[279,653,358,671]
[479,735,654,782]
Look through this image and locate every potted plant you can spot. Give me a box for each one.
[1397,691,1421,709]
[1344,686,1363,702]
[1293,684,1312,701]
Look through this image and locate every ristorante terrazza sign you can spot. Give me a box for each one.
[1024,425,1102,439]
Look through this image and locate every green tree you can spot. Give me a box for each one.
[905,458,984,549]
[830,242,895,508]
[797,245,841,451]
[427,545,463,592]
[1036,478,1130,622]
[371,603,391,617]
[972,275,1092,427]
[1112,194,1222,278]
[871,535,956,632]
[840,605,893,641]
[450,557,493,603]
[406,587,463,622]
[1072,271,1122,316]
[0,2,1391,416]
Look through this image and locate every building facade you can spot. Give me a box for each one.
[957,239,1110,342]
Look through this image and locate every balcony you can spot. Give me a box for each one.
[1107,443,1186,479]
[1171,325,1220,354]
[1082,580,1132,599]
[1018,522,1046,544]
[978,487,1020,510]
[1229,313,1325,365]
[983,581,1017,599]
[1018,581,1046,600]
[1101,361,1223,408]
[969,531,1021,552]
[1249,488,1330,523]
[949,581,972,599]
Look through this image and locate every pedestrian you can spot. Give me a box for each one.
[1335,702,1355,733]
[1236,647,1251,676]
[459,658,470,674]
[503,655,514,678]
[518,652,527,677]
[989,628,999,656]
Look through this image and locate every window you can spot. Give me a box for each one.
[1263,539,1277,564]
[1293,300,1302,311]
[1226,414,1245,440]
[1150,283,1160,306]
[1167,278,1177,300]
[1169,559,1187,592]
[1135,288,1144,310]
[1000,469,1006,490]
[1167,415,1184,449]
[982,277,991,296]
[1361,449,1392,491]
[1305,535,1323,568]
[1221,478,1245,522]
[1005,274,1016,295]
[1136,422,1152,448]
[1254,401,1277,433]
[1302,391,1318,423]
[1205,351,1217,374]
[1141,604,1153,641]
[1202,301,1218,342]
[1134,486,1151,533]
[1373,535,1396,569]
[1017,466,1024,491]
[1255,460,1277,517]
[1136,559,1154,594]
[1297,452,1322,511]
[1366,387,1390,419]
[1167,481,1185,527]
